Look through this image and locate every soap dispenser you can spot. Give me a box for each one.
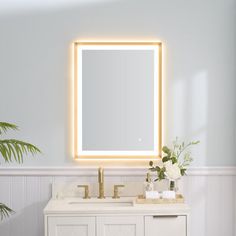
[143,172,154,196]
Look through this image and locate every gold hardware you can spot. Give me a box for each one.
[98,167,105,199]
[77,185,90,199]
[112,184,125,199]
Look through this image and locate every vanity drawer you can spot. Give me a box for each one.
[144,215,187,236]
[47,216,96,236]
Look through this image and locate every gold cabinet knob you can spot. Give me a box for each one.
[77,185,90,199]
[112,184,125,199]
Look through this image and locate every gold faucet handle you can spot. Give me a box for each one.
[112,184,125,199]
[77,185,90,199]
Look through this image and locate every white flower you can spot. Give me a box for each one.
[164,161,181,180]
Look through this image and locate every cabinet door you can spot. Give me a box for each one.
[47,216,95,236]
[97,216,144,236]
[145,215,187,236]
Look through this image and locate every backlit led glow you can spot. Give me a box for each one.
[73,42,162,160]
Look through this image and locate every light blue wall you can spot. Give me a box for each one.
[0,0,235,166]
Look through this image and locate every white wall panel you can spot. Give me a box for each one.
[39,177,53,236]
[10,177,25,236]
[183,176,207,236]
[0,177,11,236]
[0,168,235,236]
[24,177,40,236]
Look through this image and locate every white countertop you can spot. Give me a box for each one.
[44,197,190,215]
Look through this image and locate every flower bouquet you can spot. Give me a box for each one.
[149,138,199,195]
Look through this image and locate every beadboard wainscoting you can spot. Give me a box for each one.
[0,167,235,236]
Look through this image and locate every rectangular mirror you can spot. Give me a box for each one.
[73,42,162,160]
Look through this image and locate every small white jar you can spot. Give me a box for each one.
[162,190,176,199]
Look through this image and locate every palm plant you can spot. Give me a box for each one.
[0,122,41,220]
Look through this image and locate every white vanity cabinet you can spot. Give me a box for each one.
[44,199,189,236]
[46,214,187,236]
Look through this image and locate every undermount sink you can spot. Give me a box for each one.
[67,198,134,207]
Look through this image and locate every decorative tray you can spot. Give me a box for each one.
[136,194,184,204]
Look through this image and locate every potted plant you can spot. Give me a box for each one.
[0,122,41,220]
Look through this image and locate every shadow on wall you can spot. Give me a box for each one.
[0,0,235,166]
[0,200,48,236]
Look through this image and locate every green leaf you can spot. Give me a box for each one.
[0,203,14,220]
[180,168,187,176]
[158,169,166,180]
[162,146,171,154]
[192,141,200,145]
[149,161,153,167]
[171,157,178,164]
[156,166,161,171]
[0,139,41,163]
[162,156,170,162]
[0,122,18,135]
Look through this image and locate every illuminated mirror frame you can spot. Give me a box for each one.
[73,42,162,160]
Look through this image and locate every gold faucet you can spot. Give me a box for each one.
[77,185,90,199]
[112,184,125,199]
[98,167,105,199]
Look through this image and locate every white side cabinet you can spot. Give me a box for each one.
[145,215,187,236]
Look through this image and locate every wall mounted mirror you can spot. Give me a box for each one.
[73,42,162,160]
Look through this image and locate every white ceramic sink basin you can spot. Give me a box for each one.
[67,198,134,207]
